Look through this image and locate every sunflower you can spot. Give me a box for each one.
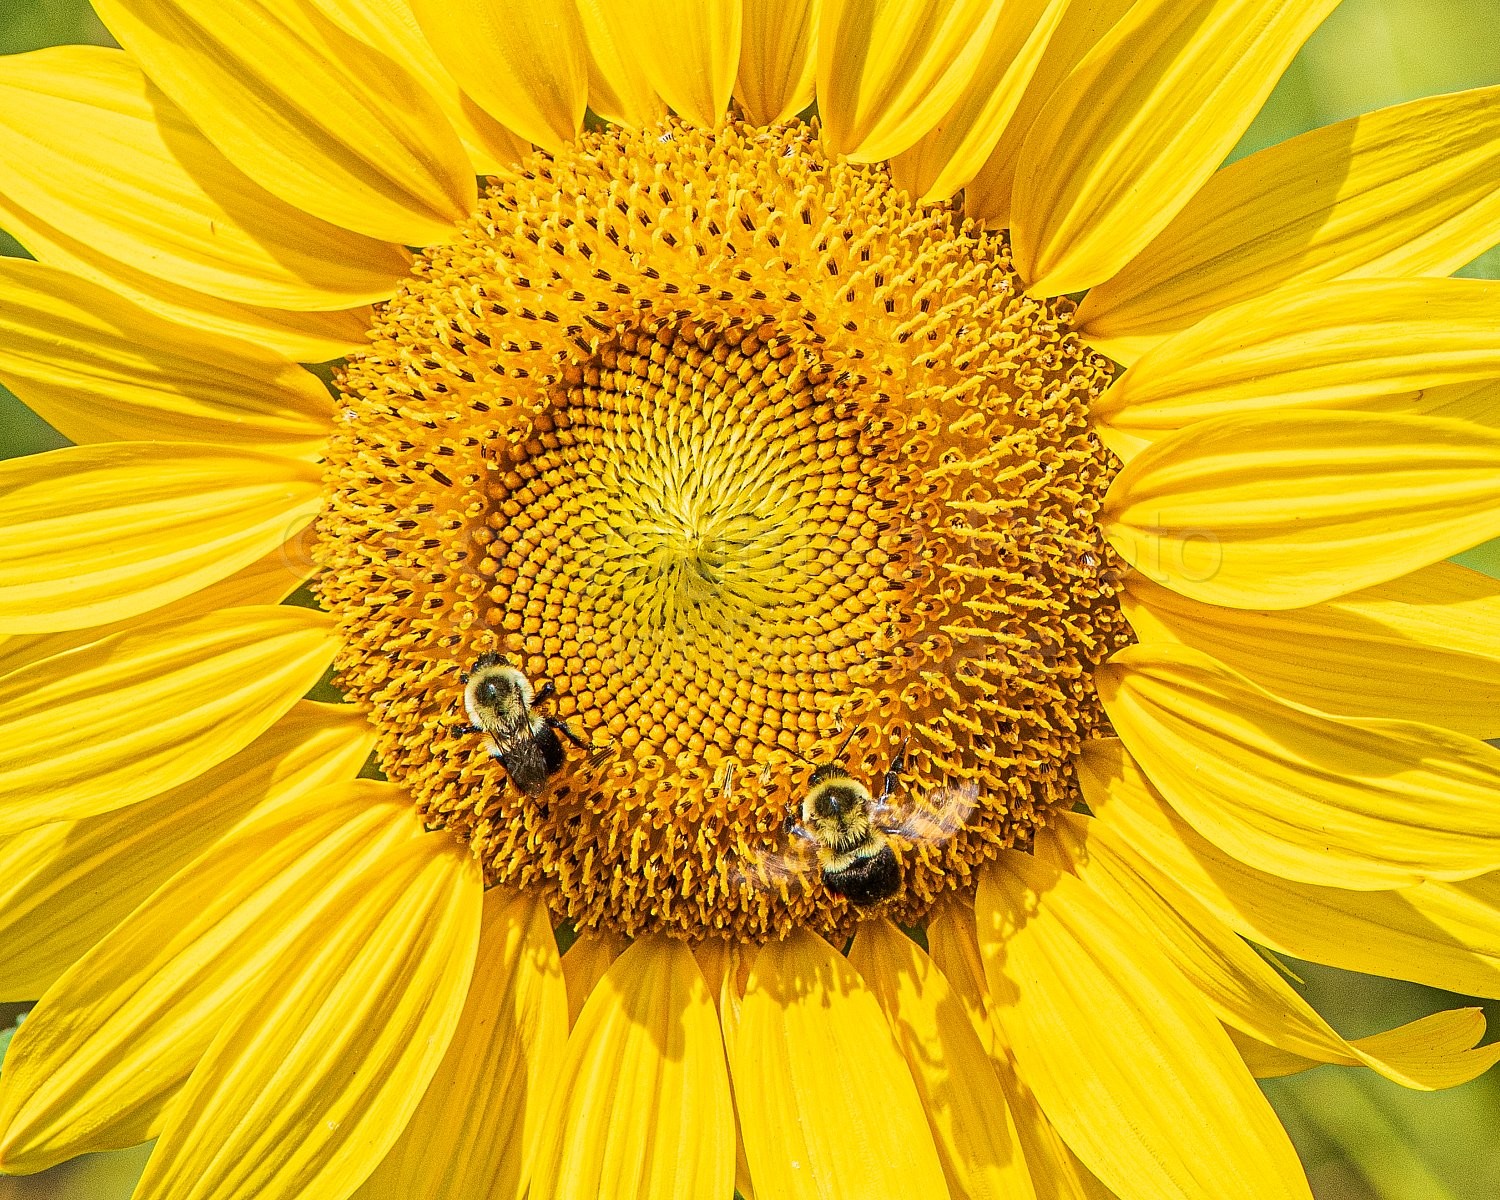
[2,0,1500,1197]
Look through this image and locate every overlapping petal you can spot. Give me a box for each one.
[891,0,1067,203]
[735,0,818,126]
[130,819,480,1200]
[1077,84,1500,360]
[0,45,408,310]
[978,852,1313,1200]
[1091,279,1500,456]
[0,258,331,457]
[528,934,734,1200]
[1099,643,1500,889]
[91,0,475,244]
[561,928,629,1028]
[591,0,740,130]
[849,919,1035,1200]
[1121,565,1500,738]
[1010,0,1340,295]
[1049,814,1500,1090]
[1102,410,1500,609]
[353,889,567,1200]
[817,0,1004,162]
[313,0,531,172]
[1079,739,1500,1001]
[735,929,949,1199]
[575,0,665,128]
[0,201,368,362]
[0,606,337,833]
[0,783,421,1171]
[0,701,371,1004]
[0,442,322,633]
[410,0,586,152]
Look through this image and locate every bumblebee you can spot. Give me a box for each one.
[746,731,978,907]
[456,653,589,796]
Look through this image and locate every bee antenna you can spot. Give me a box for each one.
[833,725,862,762]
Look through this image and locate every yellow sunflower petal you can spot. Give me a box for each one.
[90,0,474,245]
[353,888,567,1200]
[314,0,530,173]
[817,0,1005,162]
[1079,737,1500,1001]
[925,898,1117,1200]
[130,823,481,1200]
[891,0,1067,203]
[1010,0,1339,296]
[0,605,337,834]
[1077,85,1500,361]
[573,0,665,128]
[0,700,371,1005]
[695,941,757,1200]
[0,442,322,633]
[1102,410,1500,609]
[1049,813,1500,1091]
[409,0,587,152]
[849,919,1036,1200]
[0,45,408,310]
[0,200,368,362]
[1121,565,1500,739]
[0,258,331,457]
[0,783,420,1171]
[961,0,1133,228]
[561,927,629,1028]
[735,0,818,126]
[529,934,733,1200]
[735,929,948,1199]
[1233,1010,1500,1089]
[1092,279,1500,451]
[591,0,740,130]
[978,852,1312,1200]
[1099,642,1500,890]
[0,540,309,679]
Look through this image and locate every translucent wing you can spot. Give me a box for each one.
[730,836,818,902]
[874,779,979,846]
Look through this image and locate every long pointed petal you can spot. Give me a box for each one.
[594,0,740,129]
[91,0,474,245]
[0,45,408,310]
[735,0,818,126]
[0,784,421,1169]
[1047,815,1500,1091]
[1099,642,1500,889]
[0,701,371,1004]
[353,888,567,1200]
[0,442,322,633]
[0,258,331,457]
[818,0,1005,162]
[1121,564,1500,739]
[892,0,1067,203]
[735,929,949,1199]
[1092,279,1500,453]
[1102,410,1500,609]
[409,0,586,152]
[1011,0,1339,295]
[1079,737,1500,1001]
[529,934,734,1200]
[1077,85,1500,361]
[0,606,336,833]
[849,919,1036,1200]
[561,928,629,1028]
[978,852,1312,1200]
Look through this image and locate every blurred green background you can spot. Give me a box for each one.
[1,1,1500,1198]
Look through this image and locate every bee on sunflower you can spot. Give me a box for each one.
[2,2,1500,1199]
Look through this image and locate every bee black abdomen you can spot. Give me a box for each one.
[823,845,901,906]
[537,725,566,776]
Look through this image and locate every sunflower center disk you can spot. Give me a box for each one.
[316,119,1131,940]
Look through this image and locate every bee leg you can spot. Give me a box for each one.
[787,822,819,846]
[451,722,481,736]
[878,732,912,805]
[533,680,557,704]
[548,716,592,751]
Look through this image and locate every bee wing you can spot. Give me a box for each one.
[875,779,979,846]
[730,839,817,901]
